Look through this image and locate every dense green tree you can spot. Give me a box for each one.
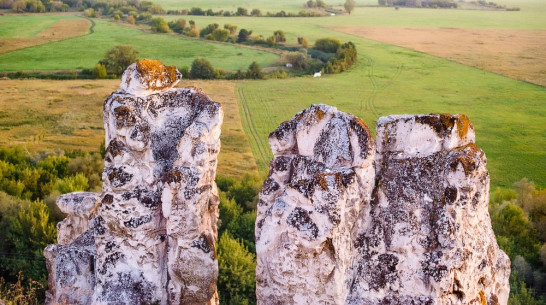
[223,24,238,35]
[273,30,286,43]
[247,61,264,79]
[4,200,56,283]
[217,232,256,305]
[190,57,215,79]
[250,8,261,16]
[92,63,107,78]
[99,45,139,76]
[236,7,248,16]
[314,37,342,53]
[237,29,252,42]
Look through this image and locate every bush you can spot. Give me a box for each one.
[212,28,230,42]
[127,15,135,24]
[273,30,286,43]
[224,24,237,35]
[190,57,215,79]
[151,17,170,33]
[250,8,261,16]
[168,18,186,33]
[200,23,219,38]
[236,7,248,16]
[92,63,107,79]
[314,37,342,53]
[178,66,189,78]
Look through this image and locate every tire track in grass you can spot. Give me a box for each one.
[362,55,380,119]
[237,86,270,174]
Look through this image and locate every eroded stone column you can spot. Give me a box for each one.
[45,59,222,305]
[346,114,510,305]
[255,104,376,304]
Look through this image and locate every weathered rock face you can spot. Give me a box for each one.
[255,104,376,304]
[347,114,510,305]
[257,111,510,305]
[45,60,223,305]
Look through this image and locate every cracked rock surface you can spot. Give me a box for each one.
[257,111,510,305]
[45,60,222,305]
[255,104,376,304]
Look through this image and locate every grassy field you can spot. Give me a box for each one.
[0,17,278,71]
[0,16,91,54]
[150,0,359,12]
[0,79,258,178]
[236,27,546,188]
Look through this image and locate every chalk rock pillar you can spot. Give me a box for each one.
[45,59,223,305]
[346,114,510,305]
[255,104,376,304]
[94,59,222,305]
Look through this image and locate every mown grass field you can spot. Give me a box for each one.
[150,0,352,13]
[229,3,546,188]
[0,17,278,71]
[0,79,258,178]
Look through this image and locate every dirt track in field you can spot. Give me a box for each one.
[0,19,91,54]
[330,26,546,86]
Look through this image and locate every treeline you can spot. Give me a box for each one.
[0,147,103,302]
[165,6,324,17]
[378,0,459,8]
[489,179,546,304]
[1,0,163,15]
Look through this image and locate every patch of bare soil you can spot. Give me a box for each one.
[0,18,91,54]
[331,26,546,86]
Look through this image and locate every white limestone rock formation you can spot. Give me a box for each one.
[55,192,101,245]
[44,193,100,305]
[346,114,510,305]
[255,104,376,304]
[45,59,223,305]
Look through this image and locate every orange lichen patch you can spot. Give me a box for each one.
[455,114,472,138]
[479,290,487,305]
[329,26,546,86]
[136,59,180,91]
[450,144,483,176]
[0,19,91,54]
[314,172,346,191]
[352,117,371,134]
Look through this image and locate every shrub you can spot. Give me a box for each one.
[224,24,237,35]
[92,63,107,79]
[127,15,135,24]
[168,18,186,33]
[151,17,170,33]
[190,57,215,79]
[236,7,248,16]
[250,8,261,16]
[178,66,189,78]
[273,30,286,43]
[314,37,342,53]
[212,28,230,42]
[200,23,219,38]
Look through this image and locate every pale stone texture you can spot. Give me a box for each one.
[347,114,510,305]
[45,60,222,305]
[256,104,376,305]
[55,192,100,245]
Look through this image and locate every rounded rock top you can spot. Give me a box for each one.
[120,59,182,96]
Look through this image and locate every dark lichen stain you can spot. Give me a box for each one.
[262,177,280,195]
[443,186,458,204]
[367,254,399,291]
[272,156,291,172]
[99,252,123,275]
[415,113,472,140]
[269,120,296,148]
[114,105,136,129]
[102,194,114,205]
[124,214,152,228]
[93,216,106,236]
[190,233,216,259]
[101,271,157,304]
[122,188,161,209]
[105,139,127,161]
[106,166,133,188]
[129,122,151,145]
[287,207,319,239]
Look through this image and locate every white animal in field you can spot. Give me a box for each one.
[313,71,321,78]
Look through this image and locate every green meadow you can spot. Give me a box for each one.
[0,18,278,71]
[0,15,81,38]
